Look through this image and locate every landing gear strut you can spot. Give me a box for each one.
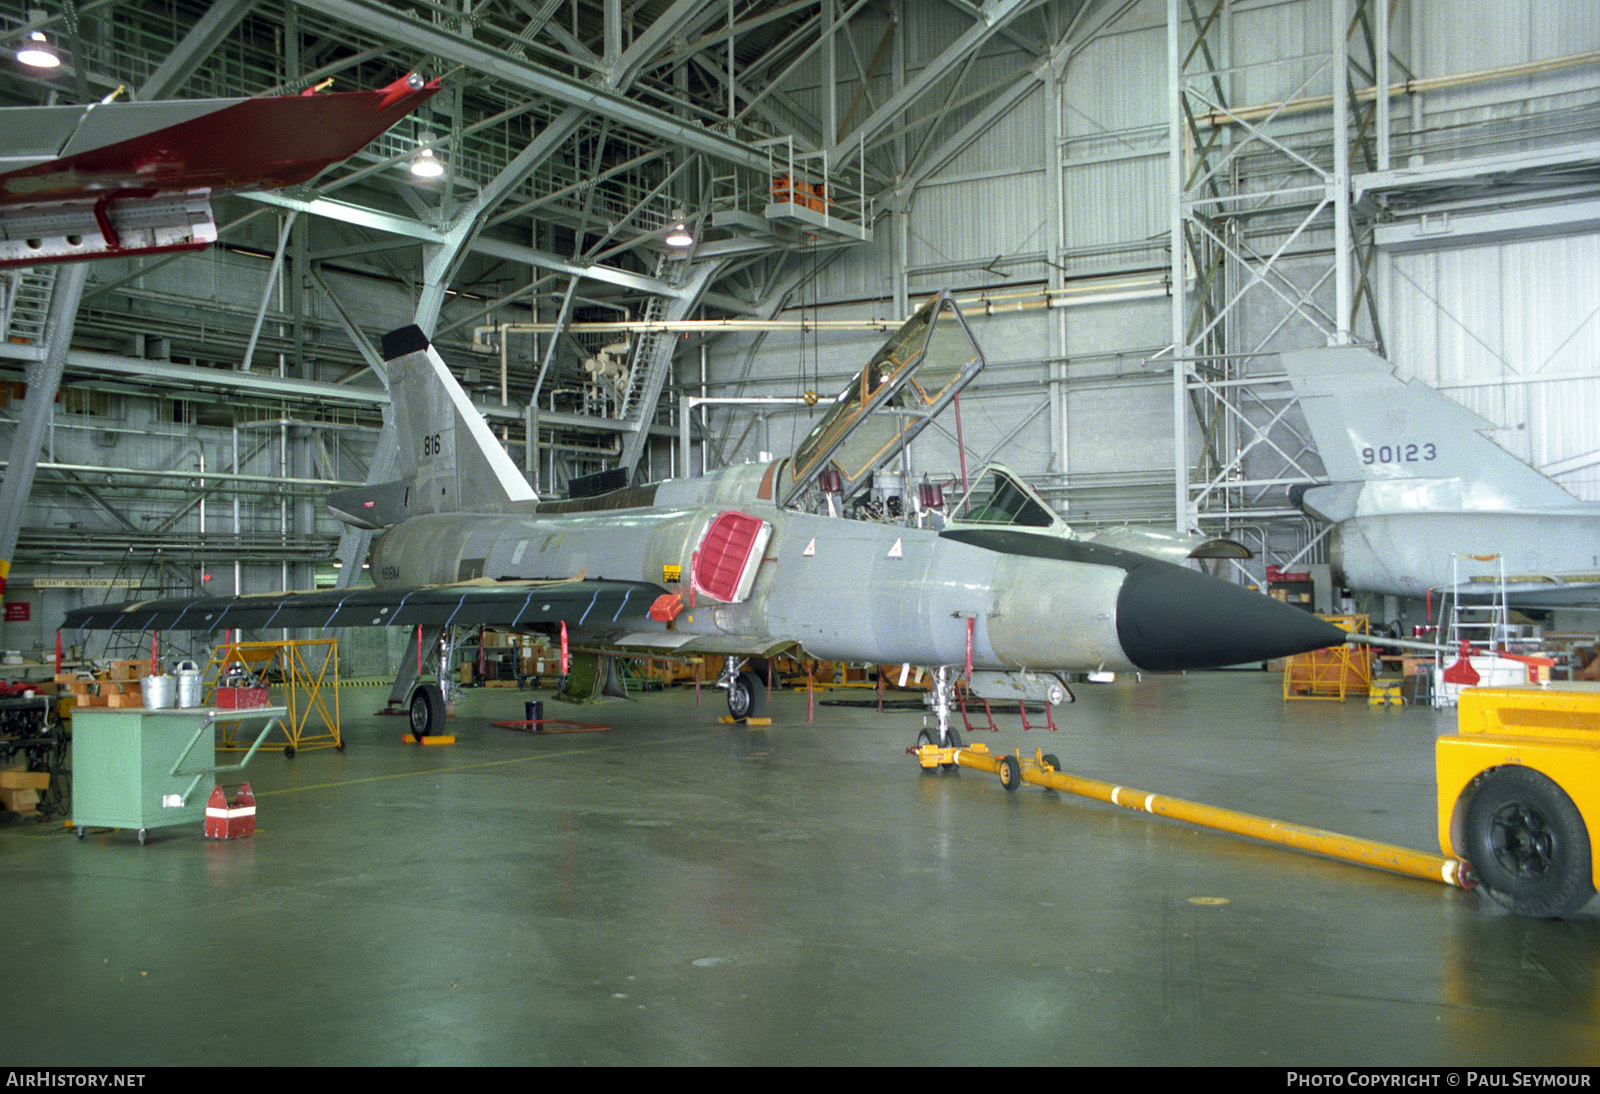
[717,658,767,720]
[923,666,962,748]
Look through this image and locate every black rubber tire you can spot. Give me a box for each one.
[1041,754,1061,774]
[938,726,962,768]
[1465,766,1595,918]
[284,745,296,758]
[727,670,766,720]
[409,683,445,742]
[999,755,1022,791]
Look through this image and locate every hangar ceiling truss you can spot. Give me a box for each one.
[0,0,1116,591]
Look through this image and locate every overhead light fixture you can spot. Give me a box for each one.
[409,146,444,179]
[665,222,693,248]
[16,29,60,68]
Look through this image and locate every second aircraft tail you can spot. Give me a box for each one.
[1281,345,1578,523]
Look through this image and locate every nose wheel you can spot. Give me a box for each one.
[725,670,767,720]
[716,659,771,723]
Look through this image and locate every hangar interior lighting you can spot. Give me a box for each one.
[16,29,60,68]
[410,146,444,178]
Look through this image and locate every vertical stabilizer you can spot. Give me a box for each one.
[1281,346,1578,521]
[380,325,536,514]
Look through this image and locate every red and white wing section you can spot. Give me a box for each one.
[0,74,438,267]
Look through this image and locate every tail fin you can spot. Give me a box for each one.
[380,325,535,514]
[1281,346,1576,522]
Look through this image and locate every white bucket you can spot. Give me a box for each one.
[174,661,203,708]
[142,673,176,709]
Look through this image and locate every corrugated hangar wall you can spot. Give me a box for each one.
[705,0,1600,533]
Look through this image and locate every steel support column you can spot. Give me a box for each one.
[0,263,89,640]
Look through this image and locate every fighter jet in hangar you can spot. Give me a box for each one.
[1282,346,1600,611]
[63,293,1347,744]
[0,72,439,267]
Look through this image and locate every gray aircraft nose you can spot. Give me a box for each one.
[1115,561,1348,671]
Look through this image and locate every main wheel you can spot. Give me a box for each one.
[1465,766,1595,918]
[726,670,766,720]
[409,683,445,743]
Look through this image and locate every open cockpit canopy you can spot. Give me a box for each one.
[781,291,984,509]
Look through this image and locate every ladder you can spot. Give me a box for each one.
[1,266,60,347]
[1441,553,1513,660]
[616,251,683,423]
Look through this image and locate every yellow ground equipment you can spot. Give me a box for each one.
[1284,614,1373,701]
[915,741,1471,892]
[1438,684,1600,918]
[205,638,342,757]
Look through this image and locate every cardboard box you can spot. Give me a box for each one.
[0,769,49,790]
[0,786,40,813]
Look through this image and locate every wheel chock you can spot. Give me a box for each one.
[719,715,772,726]
[401,734,456,746]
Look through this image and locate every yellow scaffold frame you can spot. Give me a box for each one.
[1284,614,1372,701]
[207,637,342,756]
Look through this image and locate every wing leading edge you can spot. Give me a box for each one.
[60,579,667,635]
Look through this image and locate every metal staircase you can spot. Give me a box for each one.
[1,267,61,347]
[616,252,683,424]
[615,256,720,476]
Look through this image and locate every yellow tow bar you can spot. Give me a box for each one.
[914,742,1473,892]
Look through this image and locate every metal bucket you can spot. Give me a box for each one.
[142,673,176,709]
[173,661,203,709]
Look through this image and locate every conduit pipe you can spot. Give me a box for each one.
[1199,49,1600,128]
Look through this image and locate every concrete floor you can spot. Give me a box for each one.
[3,669,1599,1067]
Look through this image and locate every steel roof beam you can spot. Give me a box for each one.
[242,190,680,296]
[828,0,1043,162]
[290,0,776,172]
[135,0,258,100]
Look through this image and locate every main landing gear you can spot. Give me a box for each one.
[408,683,446,743]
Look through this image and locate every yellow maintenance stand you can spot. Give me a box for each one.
[1438,683,1600,918]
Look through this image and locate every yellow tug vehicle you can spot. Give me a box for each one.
[1438,683,1600,918]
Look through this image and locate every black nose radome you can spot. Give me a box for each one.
[1116,562,1348,671]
